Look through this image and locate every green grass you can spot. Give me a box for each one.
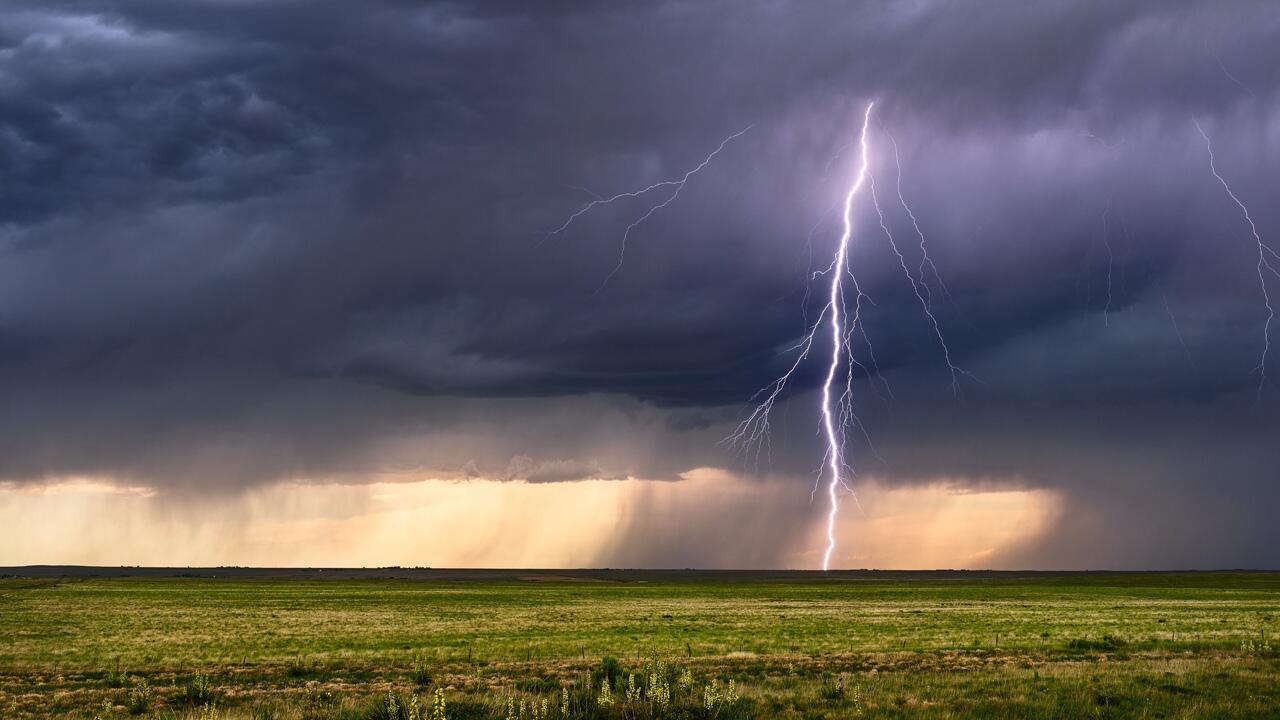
[1,571,1277,718]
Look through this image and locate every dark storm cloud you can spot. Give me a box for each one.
[2,0,1279,567]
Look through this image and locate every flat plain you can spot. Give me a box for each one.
[1,569,1277,719]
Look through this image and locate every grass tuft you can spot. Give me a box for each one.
[183,671,217,706]
[126,677,152,715]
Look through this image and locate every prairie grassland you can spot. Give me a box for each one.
[0,571,1277,718]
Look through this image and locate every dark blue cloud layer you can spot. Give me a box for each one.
[1,0,1278,567]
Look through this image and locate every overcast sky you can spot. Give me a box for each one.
[2,0,1278,569]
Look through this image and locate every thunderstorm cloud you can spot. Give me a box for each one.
[1,0,1278,568]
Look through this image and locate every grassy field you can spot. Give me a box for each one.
[1,570,1277,719]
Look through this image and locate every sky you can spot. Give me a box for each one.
[1,0,1278,570]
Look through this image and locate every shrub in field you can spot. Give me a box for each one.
[369,691,399,720]
[596,676,615,707]
[849,683,865,716]
[300,685,336,720]
[1240,637,1273,655]
[703,678,722,711]
[365,691,416,720]
[596,656,624,687]
[677,666,695,692]
[534,657,749,719]
[431,689,447,720]
[819,672,845,700]
[412,656,434,686]
[696,677,749,720]
[649,668,672,710]
[363,690,446,720]
[127,677,152,715]
[184,672,216,706]
[816,672,864,714]
[505,696,562,720]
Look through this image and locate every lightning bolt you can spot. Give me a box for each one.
[1194,118,1278,397]
[869,152,973,396]
[725,104,877,569]
[726,101,972,571]
[888,133,957,312]
[1211,51,1257,101]
[542,126,752,291]
[818,101,877,572]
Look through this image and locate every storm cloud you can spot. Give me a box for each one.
[1,0,1278,568]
